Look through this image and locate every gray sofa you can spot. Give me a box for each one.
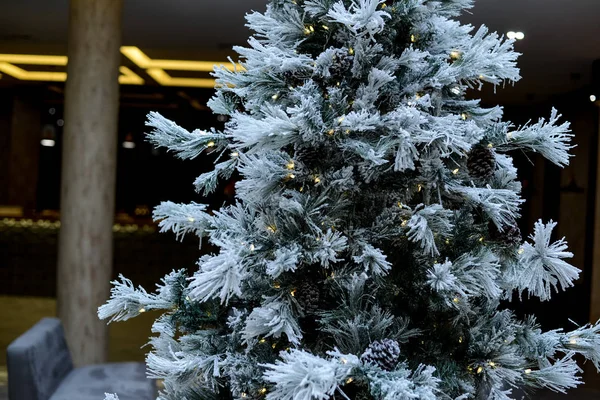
[7,318,156,400]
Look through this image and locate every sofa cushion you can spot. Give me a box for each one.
[49,362,156,400]
[7,317,74,400]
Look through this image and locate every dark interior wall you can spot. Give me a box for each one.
[0,92,13,205]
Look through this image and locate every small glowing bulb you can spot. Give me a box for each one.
[344,129,350,134]
[450,50,461,60]
[314,176,321,184]
[241,393,247,398]
[459,337,463,343]
[322,25,329,30]
[479,237,485,242]
[337,116,345,123]
[346,377,354,384]
[139,308,146,313]
[397,202,403,208]
[286,173,296,179]
[401,220,408,227]
[250,244,256,251]
[450,86,461,95]
[259,387,267,395]
[411,34,417,43]
[290,289,297,297]
[477,366,483,374]
[273,282,281,289]
[348,47,354,55]
[309,25,315,33]
[507,31,517,40]
[445,238,450,244]
[188,217,195,222]
[591,95,597,102]
[327,129,335,135]
[185,296,190,301]
[487,143,493,149]
[341,358,348,364]
[518,247,525,255]
[231,151,239,157]
[207,141,215,147]
[515,32,525,40]
[259,338,267,344]
[452,168,459,175]
[479,74,485,80]
[524,369,532,374]
[507,132,513,139]
[489,361,496,367]
[417,184,422,192]
[272,342,277,349]
[286,161,295,170]
[569,338,577,345]
[272,93,279,100]
[461,113,468,120]
[453,297,460,303]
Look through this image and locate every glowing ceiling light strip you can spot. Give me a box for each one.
[118,66,144,85]
[0,62,67,81]
[120,46,238,72]
[0,54,68,65]
[146,68,215,88]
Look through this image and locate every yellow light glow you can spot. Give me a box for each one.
[259,388,267,395]
[286,161,295,170]
[0,53,67,65]
[120,46,238,72]
[477,366,483,374]
[118,66,144,85]
[524,369,532,374]
[146,68,216,88]
[346,377,354,384]
[0,62,66,81]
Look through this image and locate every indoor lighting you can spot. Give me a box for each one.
[122,133,136,149]
[591,95,597,102]
[507,31,525,40]
[40,139,55,147]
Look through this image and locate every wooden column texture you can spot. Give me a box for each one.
[57,0,123,366]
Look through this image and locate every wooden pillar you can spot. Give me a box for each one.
[57,0,122,366]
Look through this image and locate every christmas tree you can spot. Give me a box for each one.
[99,1,600,399]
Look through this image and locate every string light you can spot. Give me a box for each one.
[273,282,281,289]
[411,34,417,43]
[569,338,577,345]
[341,358,348,364]
[488,361,496,367]
[322,25,329,30]
[286,161,295,170]
[401,220,408,227]
[241,393,247,398]
[188,217,195,222]
[476,366,483,374]
[250,244,256,251]
[314,176,321,184]
[272,343,277,349]
[445,238,450,244]
[507,132,513,139]
[453,297,460,303]
[450,50,461,60]
[337,116,345,123]
[459,337,463,343]
[266,225,277,233]
[259,338,267,344]
[344,129,350,134]
[348,47,354,55]
[271,93,279,100]
[327,129,335,135]
[207,141,215,147]
[139,308,146,313]
[185,296,190,301]
[286,173,296,180]
[290,289,297,297]
[259,388,267,395]
[524,369,532,374]
[450,86,461,95]
[461,113,468,120]
[417,184,422,192]
[518,247,525,255]
[346,377,354,384]
[397,202,403,208]
[487,143,493,149]
[452,168,459,175]
[304,25,314,35]
[231,151,239,157]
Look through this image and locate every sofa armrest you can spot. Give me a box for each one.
[7,318,74,400]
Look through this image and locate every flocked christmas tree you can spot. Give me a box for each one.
[99,0,600,399]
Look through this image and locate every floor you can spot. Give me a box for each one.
[1,296,600,399]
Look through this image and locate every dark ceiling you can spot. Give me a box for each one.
[0,0,599,102]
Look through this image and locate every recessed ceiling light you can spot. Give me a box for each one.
[41,139,55,147]
[591,95,598,102]
[122,141,136,149]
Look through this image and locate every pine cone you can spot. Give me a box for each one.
[490,222,522,248]
[296,281,321,314]
[467,146,496,180]
[361,339,401,371]
[330,50,354,80]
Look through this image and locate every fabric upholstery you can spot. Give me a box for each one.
[49,362,156,400]
[7,317,74,400]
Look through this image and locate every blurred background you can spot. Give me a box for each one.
[0,0,599,398]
